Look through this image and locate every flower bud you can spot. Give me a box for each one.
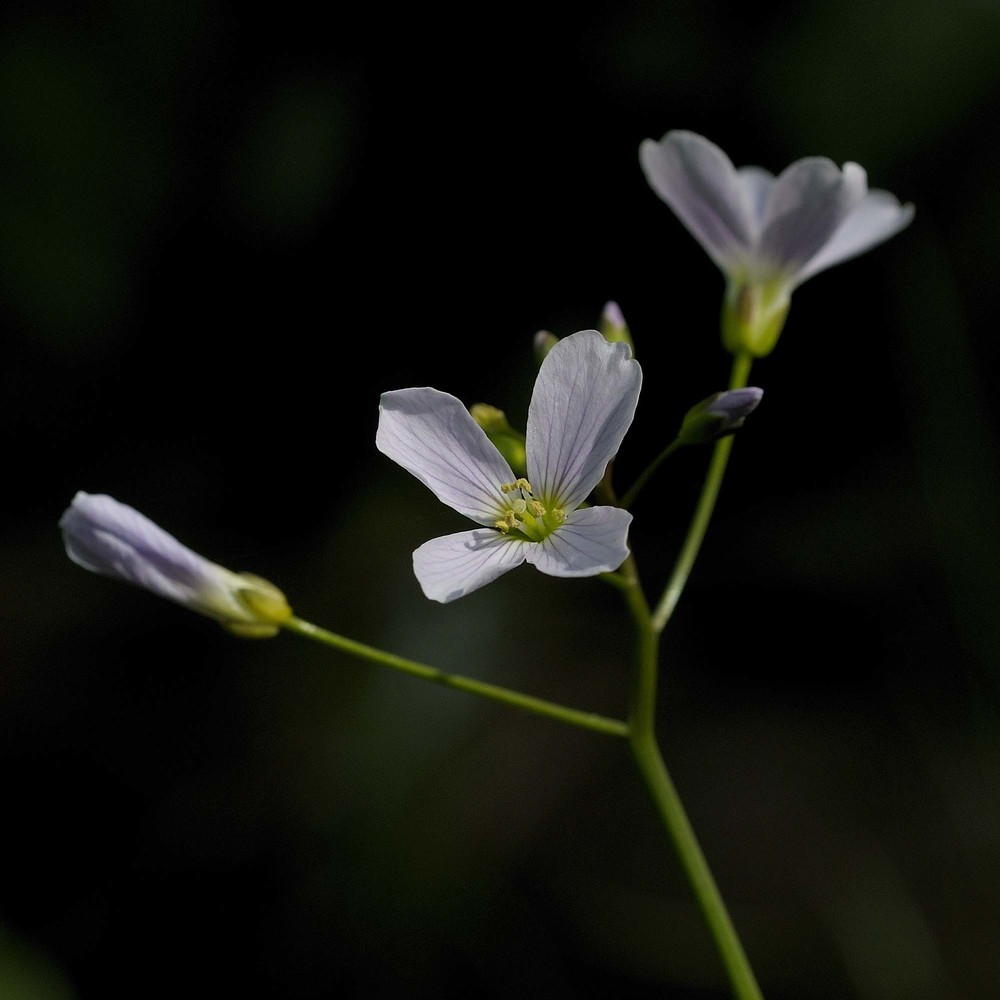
[533,330,559,364]
[60,492,292,637]
[599,300,634,353]
[469,404,527,477]
[678,387,764,445]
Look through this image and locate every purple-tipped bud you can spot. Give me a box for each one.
[534,330,559,364]
[678,387,764,445]
[599,300,633,351]
[60,492,292,637]
[602,300,626,331]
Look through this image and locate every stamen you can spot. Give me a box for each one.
[500,478,532,494]
[527,499,546,517]
[493,511,520,533]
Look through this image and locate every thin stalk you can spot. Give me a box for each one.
[282,615,629,738]
[651,352,752,633]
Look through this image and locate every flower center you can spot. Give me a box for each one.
[494,479,566,541]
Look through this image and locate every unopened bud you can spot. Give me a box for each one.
[60,492,292,637]
[534,330,559,364]
[470,404,527,476]
[599,300,634,352]
[678,387,764,445]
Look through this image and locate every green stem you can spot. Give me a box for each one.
[651,352,752,633]
[621,556,763,1000]
[619,346,762,996]
[282,615,629,738]
[630,728,764,1000]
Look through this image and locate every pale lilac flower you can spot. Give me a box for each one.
[376,329,641,602]
[60,492,291,636]
[639,130,914,355]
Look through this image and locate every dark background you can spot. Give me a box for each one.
[4,1,1000,997]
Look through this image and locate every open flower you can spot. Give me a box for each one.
[639,130,914,356]
[376,329,641,602]
[60,492,292,636]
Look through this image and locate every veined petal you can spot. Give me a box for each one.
[525,330,641,510]
[795,189,915,285]
[737,166,775,232]
[377,388,515,524]
[413,529,527,602]
[523,506,632,578]
[758,158,869,277]
[61,492,210,598]
[640,130,756,272]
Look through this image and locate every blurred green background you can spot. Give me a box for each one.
[4,1,1000,997]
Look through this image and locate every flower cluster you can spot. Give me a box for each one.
[62,130,911,611]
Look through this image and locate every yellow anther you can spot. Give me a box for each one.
[527,499,546,517]
[500,478,532,494]
[493,510,520,533]
[549,508,567,525]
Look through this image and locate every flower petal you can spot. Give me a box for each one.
[758,158,868,277]
[639,130,756,272]
[412,529,527,602]
[525,330,641,510]
[523,506,632,578]
[61,492,220,605]
[737,166,775,231]
[795,189,915,285]
[377,388,515,525]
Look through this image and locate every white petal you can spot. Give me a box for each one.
[639,130,756,272]
[377,388,514,525]
[413,529,527,602]
[523,506,632,578]
[61,492,218,603]
[737,166,775,232]
[525,330,641,509]
[758,158,869,277]
[795,189,915,285]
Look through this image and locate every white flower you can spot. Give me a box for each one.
[639,130,914,356]
[376,330,642,602]
[60,492,292,636]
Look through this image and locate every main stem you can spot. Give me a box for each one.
[621,554,763,1000]
[631,728,763,1000]
[620,350,762,999]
